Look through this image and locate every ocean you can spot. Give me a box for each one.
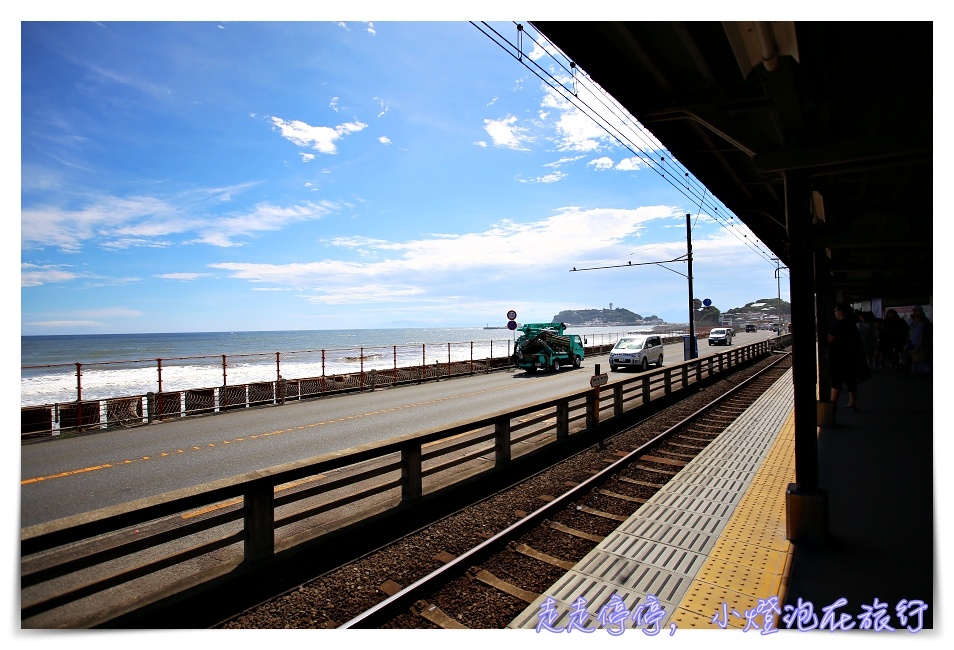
[21,326,653,407]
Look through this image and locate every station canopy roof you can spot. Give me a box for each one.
[532,22,933,305]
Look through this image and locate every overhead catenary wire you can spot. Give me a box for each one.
[471,21,780,267]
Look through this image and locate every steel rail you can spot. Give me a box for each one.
[339,351,792,628]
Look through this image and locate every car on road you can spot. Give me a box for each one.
[745,324,757,333]
[609,335,664,371]
[708,327,733,346]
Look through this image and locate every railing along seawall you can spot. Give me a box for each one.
[21,331,664,440]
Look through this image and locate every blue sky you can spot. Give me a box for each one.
[19,17,796,336]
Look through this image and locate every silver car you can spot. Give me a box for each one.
[609,335,664,371]
[708,327,733,346]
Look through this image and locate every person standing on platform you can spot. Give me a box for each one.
[907,305,932,375]
[829,303,862,411]
[857,310,878,369]
[880,308,909,369]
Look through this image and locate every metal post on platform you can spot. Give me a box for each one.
[784,169,829,547]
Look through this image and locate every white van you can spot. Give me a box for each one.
[708,327,733,346]
[609,335,664,371]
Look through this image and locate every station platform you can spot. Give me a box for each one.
[508,365,936,636]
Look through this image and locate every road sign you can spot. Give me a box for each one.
[703,298,712,307]
[590,373,608,387]
[507,320,518,331]
[507,309,517,321]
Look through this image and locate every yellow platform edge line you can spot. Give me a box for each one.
[675,408,796,623]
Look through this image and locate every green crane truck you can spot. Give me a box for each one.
[512,322,585,373]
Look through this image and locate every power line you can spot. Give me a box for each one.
[471,21,781,268]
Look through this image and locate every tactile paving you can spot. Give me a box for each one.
[508,369,796,631]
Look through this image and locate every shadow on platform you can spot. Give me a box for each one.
[784,367,934,630]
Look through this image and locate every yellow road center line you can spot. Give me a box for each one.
[23,381,519,485]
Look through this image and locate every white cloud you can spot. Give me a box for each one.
[22,196,180,253]
[22,191,342,253]
[300,153,316,162]
[544,156,584,168]
[483,115,531,151]
[615,157,646,172]
[269,116,368,155]
[588,157,614,170]
[378,136,391,145]
[474,141,488,148]
[71,307,144,318]
[188,201,338,248]
[520,171,567,184]
[302,284,424,304]
[21,263,83,287]
[528,35,556,61]
[210,205,680,303]
[156,273,213,281]
[23,320,103,329]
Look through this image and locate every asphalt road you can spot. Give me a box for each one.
[20,331,776,528]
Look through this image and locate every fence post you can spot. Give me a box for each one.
[146,392,155,423]
[494,416,511,467]
[641,375,651,405]
[401,444,422,502]
[664,367,673,395]
[222,355,227,386]
[613,383,624,418]
[156,359,163,419]
[243,480,275,562]
[556,399,569,440]
[586,392,597,430]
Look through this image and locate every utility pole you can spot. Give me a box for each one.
[686,214,698,359]
[773,258,787,333]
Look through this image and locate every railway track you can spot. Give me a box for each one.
[219,352,792,629]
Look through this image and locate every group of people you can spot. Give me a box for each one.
[828,303,931,412]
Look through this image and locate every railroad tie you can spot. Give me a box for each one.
[668,441,707,450]
[657,450,696,460]
[548,520,605,542]
[508,541,576,570]
[633,464,679,475]
[617,475,665,488]
[576,504,627,521]
[598,489,647,504]
[469,568,540,604]
[638,454,687,467]
[377,579,402,596]
[413,600,469,629]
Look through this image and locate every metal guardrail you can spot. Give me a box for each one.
[20,336,787,627]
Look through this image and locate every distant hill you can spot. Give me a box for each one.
[552,308,662,326]
[725,298,791,317]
